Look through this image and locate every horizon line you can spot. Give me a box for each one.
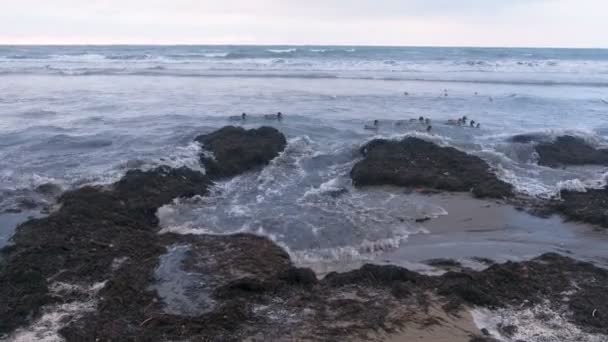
[1,43,607,50]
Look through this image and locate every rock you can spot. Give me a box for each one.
[325,264,425,287]
[195,126,287,179]
[0,167,211,335]
[535,136,608,167]
[350,138,513,199]
[497,323,518,337]
[280,267,318,288]
[425,258,462,268]
[555,187,608,228]
[35,183,63,197]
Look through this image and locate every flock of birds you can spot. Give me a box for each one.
[364,115,481,133]
[228,90,496,132]
[229,112,283,121]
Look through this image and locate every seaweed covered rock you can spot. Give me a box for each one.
[195,126,287,179]
[555,187,608,228]
[436,253,608,335]
[511,135,608,167]
[536,136,608,167]
[351,138,513,198]
[0,167,211,335]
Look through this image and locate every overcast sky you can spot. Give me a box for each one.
[0,0,606,47]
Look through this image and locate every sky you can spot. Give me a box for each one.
[0,0,606,48]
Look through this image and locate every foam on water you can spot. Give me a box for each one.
[2,45,608,283]
[5,282,106,342]
[158,135,445,268]
[472,304,608,342]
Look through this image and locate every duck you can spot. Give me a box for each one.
[264,112,283,120]
[426,125,432,133]
[364,120,379,130]
[470,120,476,128]
[461,116,468,125]
[419,116,425,123]
[229,112,247,121]
[476,123,481,129]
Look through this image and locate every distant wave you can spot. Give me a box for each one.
[1,67,608,87]
[267,48,298,54]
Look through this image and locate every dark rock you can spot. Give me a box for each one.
[280,267,318,287]
[535,136,608,167]
[390,282,412,299]
[569,285,608,335]
[195,126,287,179]
[0,166,211,336]
[35,183,63,197]
[555,187,608,228]
[509,133,546,144]
[497,323,518,337]
[469,337,500,342]
[350,138,513,199]
[425,258,462,268]
[325,263,425,287]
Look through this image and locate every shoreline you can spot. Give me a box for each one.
[1,126,608,341]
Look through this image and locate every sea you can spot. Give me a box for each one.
[1,45,608,268]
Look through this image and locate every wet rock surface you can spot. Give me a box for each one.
[511,134,608,167]
[2,127,607,341]
[195,126,287,179]
[0,166,211,335]
[351,138,513,199]
[554,187,608,228]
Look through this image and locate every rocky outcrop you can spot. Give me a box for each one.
[2,127,607,341]
[350,138,513,198]
[554,187,608,228]
[0,166,211,335]
[511,135,608,167]
[195,126,287,179]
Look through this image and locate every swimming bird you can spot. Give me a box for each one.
[364,120,379,130]
[462,116,468,125]
[229,112,247,121]
[470,120,476,127]
[404,91,409,96]
[426,125,432,133]
[476,123,481,129]
[264,112,283,120]
[419,116,425,123]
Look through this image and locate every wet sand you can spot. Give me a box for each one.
[383,192,608,269]
[377,305,480,342]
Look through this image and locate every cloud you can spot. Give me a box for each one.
[0,0,605,47]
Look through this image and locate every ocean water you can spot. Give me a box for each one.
[1,45,608,265]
